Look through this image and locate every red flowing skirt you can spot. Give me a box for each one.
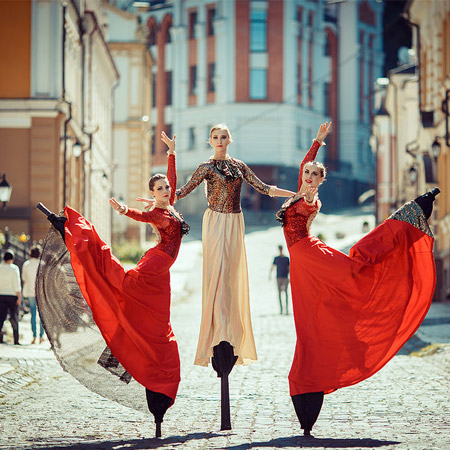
[64,206,180,403]
[288,217,435,396]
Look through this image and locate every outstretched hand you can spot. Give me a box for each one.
[109,197,125,213]
[302,186,319,203]
[136,197,155,211]
[315,122,332,144]
[161,131,176,155]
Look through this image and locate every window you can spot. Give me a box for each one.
[165,124,172,141]
[323,82,330,116]
[165,71,172,106]
[152,75,156,107]
[207,63,215,93]
[250,9,267,52]
[188,127,196,149]
[296,126,302,149]
[207,7,216,36]
[249,68,267,99]
[151,126,156,154]
[189,66,197,95]
[165,25,171,43]
[148,26,156,46]
[188,11,197,39]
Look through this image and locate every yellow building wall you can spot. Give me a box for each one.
[0,0,31,98]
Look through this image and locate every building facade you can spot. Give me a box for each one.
[0,0,118,243]
[371,0,450,301]
[115,0,384,214]
[105,4,154,243]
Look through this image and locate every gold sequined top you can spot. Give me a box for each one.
[176,157,276,213]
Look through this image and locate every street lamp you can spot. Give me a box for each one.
[408,165,418,184]
[431,137,441,159]
[0,173,12,211]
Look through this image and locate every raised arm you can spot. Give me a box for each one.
[241,162,295,198]
[167,154,176,205]
[161,131,177,205]
[297,122,332,191]
[175,163,209,199]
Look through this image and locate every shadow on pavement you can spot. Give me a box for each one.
[18,431,223,450]
[225,436,400,449]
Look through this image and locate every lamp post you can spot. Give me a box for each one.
[0,173,12,211]
[431,137,441,183]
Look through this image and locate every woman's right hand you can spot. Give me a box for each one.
[136,197,155,211]
[161,131,176,155]
[302,186,318,204]
[109,198,126,213]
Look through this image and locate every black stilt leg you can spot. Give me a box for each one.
[36,202,66,240]
[220,374,231,430]
[414,187,440,220]
[155,422,162,438]
[291,392,324,436]
[211,341,238,431]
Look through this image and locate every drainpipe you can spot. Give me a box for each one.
[61,3,68,206]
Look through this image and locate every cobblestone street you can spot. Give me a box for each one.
[1,215,450,450]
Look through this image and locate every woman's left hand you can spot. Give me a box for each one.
[136,197,155,210]
[315,122,332,144]
[161,131,176,154]
[302,186,318,203]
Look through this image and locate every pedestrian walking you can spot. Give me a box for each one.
[276,121,438,437]
[0,250,21,345]
[270,245,290,314]
[36,134,188,437]
[22,246,45,344]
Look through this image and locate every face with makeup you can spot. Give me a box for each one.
[302,163,325,189]
[209,129,230,153]
[150,177,171,205]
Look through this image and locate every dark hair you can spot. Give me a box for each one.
[3,251,14,262]
[148,173,168,191]
[30,246,41,258]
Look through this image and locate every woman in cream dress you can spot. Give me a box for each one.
[174,125,294,367]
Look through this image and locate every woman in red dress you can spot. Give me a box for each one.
[277,122,437,436]
[40,132,188,436]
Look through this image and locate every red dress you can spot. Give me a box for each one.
[64,154,186,404]
[278,143,436,396]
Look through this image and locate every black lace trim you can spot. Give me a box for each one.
[212,158,243,179]
[169,210,190,237]
[275,196,302,227]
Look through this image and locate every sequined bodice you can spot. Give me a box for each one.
[125,153,188,259]
[176,157,272,213]
[126,208,183,259]
[283,198,320,248]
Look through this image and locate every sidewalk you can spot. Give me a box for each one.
[1,210,449,449]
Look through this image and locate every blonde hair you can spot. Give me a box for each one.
[304,161,327,180]
[209,123,233,143]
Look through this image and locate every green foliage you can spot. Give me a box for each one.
[112,239,145,264]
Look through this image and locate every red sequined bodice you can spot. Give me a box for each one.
[283,198,320,248]
[124,153,186,259]
[126,207,182,259]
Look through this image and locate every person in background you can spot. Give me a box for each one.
[270,245,290,315]
[0,250,22,345]
[22,246,45,344]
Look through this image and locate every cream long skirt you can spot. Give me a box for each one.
[194,209,257,367]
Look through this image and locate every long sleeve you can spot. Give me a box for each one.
[298,141,321,191]
[240,161,272,195]
[176,162,210,199]
[125,208,162,226]
[167,154,176,205]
